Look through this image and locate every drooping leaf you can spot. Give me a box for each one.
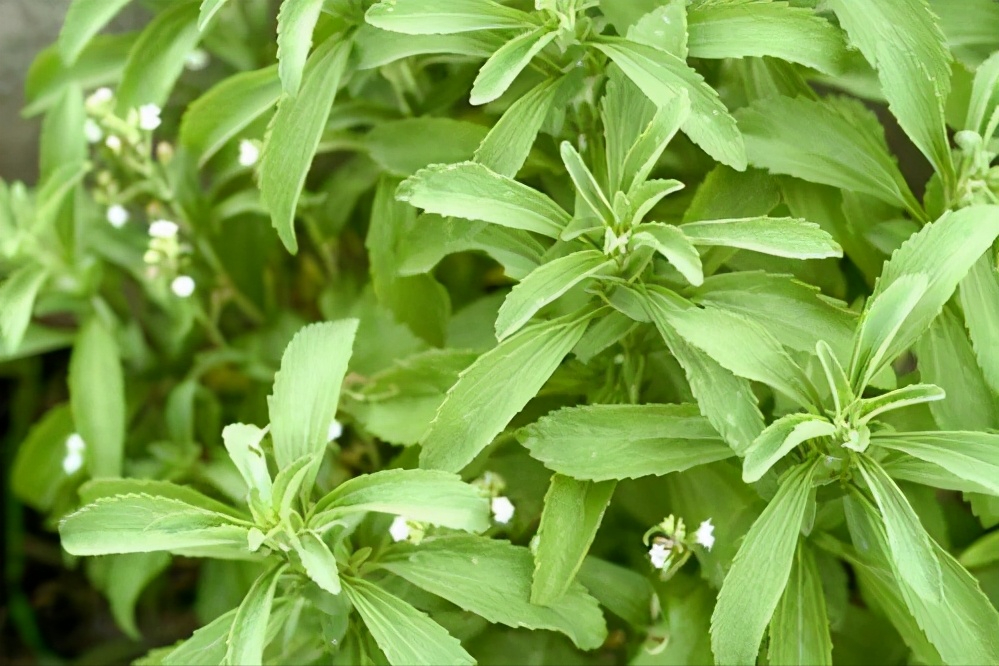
[365,0,535,35]
[268,319,358,469]
[10,405,76,512]
[293,531,341,595]
[711,461,819,665]
[520,403,732,481]
[343,577,475,666]
[531,475,616,606]
[420,309,594,472]
[68,317,125,478]
[594,38,747,170]
[768,543,833,666]
[380,536,607,650]
[260,36,352,253]
[180,65,281,165]
[495,250,612,340]
[873,431,999,497]
[470,28,556,105]
[60,494,250,556]
[680,216,842,259]
[743,414,836,483]
[310,468,489,532]
[397,161,570,238]
[631,223,704,286]
[221,423,272,502]
[687,0,847,75]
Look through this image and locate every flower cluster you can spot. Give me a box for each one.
[643,514,715,580]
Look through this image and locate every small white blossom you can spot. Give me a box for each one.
[170,275,196,298]
[87,87,113,107]
[105,135,122,152]
[62,433,86,474]
[84,119,104,144]
[389,516,411,542]
[694,519,715,551]
[138,104,162,131]
[327,420,343,441]
[149,219,179,238]
[648,542,669,570]
[238,139,260,167]
[184,48,210,71]
[491,496,515,524]
[106,204,129,228]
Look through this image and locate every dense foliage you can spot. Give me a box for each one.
[5,0,999,664]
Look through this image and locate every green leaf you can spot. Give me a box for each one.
[576,557,653,627]
[680,216,842,259]
[11,405,75,512]
[198,0,228,31]
[221,423,272,503]
[60,494,250,556]
[768,543,833,666]
[560,141,614,222]
[366,119,488,177]
[420,309,594,472]
[496,250,611,340]
[856,384,945,424]
[916,306,999,430]
[180,65,281,166]
[738,95,922,218]
[476,75,576,177]
[470,28,556,105]
[0,265,48,353]
[643,287,765,455]
[268,319,358,469]
[655,301,818,408]
[89,552,170,640]
[827,0,955,185]
[397,162,570,238]
[687,0,848,76]
[855,456,943,602]
[223,564,286,666]
[116,1,201,112]
[355,26,501,69]
[25,33,135,116]
[594,39,746,170]
[851,274,930,390]
[276,0,325,96]
[260,36,351,253]
[961,530,999,569]
[161,607,237,666]
[40,85,86,181]
[621,93,689,193]
[69,317,125,478]
[627,3,687,57]
[631,223,703,286]
[532,475,615,605]
[368,180,450,345]
[293,531,341,595]
[964,51,999,134]
[520,403,732,481]
[601,70,657,194]
[365,0,534,35]
[874,431,999,496]
[58,0,133,64]
[310,468,489,532]
[711,461,819,666]
[851,205,999,390]
[78,478,247,520]
[743,414,836,483]
[380,536,607,650]
[959,253,999,396]
[343,577,475,666]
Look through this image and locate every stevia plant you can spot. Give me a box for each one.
[3,0,999,665]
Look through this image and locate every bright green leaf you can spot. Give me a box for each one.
[743,414,835,483]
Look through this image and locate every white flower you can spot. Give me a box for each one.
[694,519,715,551]
[184,48,210,71]
[327,420,343,441]
[149,219,179,238]
[62,433,86,474]
[138,104,162,131]
[238,139,260,167]
[491,496,515,524]
[86,87,113,107]
[389,516,410,542]
[84,119,104,144]
[648,542,669,570]
[106,204,129,228]
[170,275,196,298]
[105,135,122,152]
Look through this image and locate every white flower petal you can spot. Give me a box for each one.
[149,219,179,238]
[695,519,715,551]
[184,49,210,71]
[106,204,129,228]
[171,275,196,298]
[389,516,410,542]
[87,87,113,107]
[138,104,162,131]
[84,119,104,144]
[105,135,122,151]
[491,496,515,524]
[238,139,260,167]
[327,420,344,441]
[648,543,669,570]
